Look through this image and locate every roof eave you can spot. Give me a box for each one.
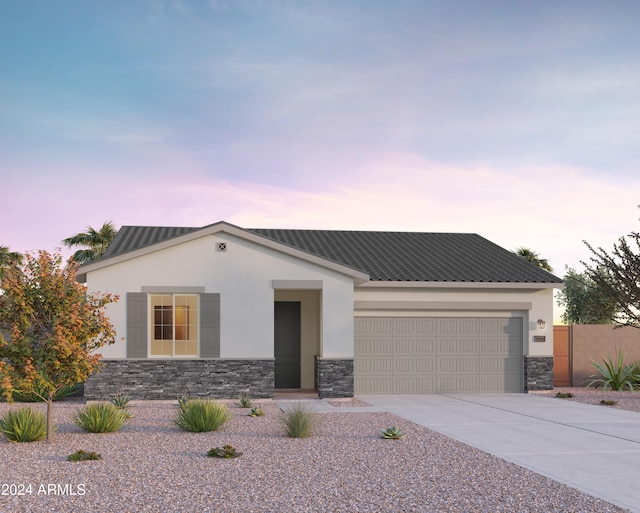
[77,221,370,284]
[357,281,564,290]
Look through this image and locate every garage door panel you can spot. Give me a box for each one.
[355,318,393,335]
[395,376,436,393]
[395,337,436,354]
[439,338,477,355]
[355,376,392,394]
[355,317,523,394]
[354,337,393,355]
[394,318,436,335]
[438,318,478,335]
[395,357,436,374]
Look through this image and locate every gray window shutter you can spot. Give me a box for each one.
[127,293,148,358]
[200,293,220,358]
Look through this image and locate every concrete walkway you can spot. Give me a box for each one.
[362,393,640,513]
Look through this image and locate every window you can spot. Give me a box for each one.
[149,294,199,356]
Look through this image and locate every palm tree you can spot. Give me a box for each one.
[63,221,118,264]
[513,247,553,272]
[0,245,23,267]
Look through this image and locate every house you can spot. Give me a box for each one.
[77,221,563,399]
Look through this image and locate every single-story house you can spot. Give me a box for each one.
[78,221,563,399]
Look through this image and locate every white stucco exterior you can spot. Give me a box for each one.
[84,230,357,361]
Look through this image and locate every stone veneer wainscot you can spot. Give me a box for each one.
[84,359,274,400]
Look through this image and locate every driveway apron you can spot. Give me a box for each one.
[362,393,640,513]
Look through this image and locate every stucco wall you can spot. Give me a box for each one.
[85,232,355,361]
[570,325,640,386]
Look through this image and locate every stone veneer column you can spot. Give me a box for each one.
[314,356,354,398]
[84,359,275,400]
[524,356,554,391]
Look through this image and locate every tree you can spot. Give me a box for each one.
[583,230,640,329]
[556,267,618,324]
[0,246,23,274]
[62,221,118,264]
[512,247,554,272]
[0,250,118,442]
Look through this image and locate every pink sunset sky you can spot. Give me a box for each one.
[2,1,639,287]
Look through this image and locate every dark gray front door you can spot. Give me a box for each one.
[274,301,301,388]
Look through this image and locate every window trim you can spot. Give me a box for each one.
[148,293,200,358]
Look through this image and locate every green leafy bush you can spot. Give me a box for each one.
[587,350,639,391]
[73,403,129,433]
[175,399,230,433]
[380,426,406,440]
[208,444,242,459]
[0,407,48,442]
[238,392,253,408]
[281,403,317,438]
[67,449,102,462]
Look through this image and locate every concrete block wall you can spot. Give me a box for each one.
[84,359,275,400]
[570,325,640,386]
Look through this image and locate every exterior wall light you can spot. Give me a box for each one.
[537,319,546,330]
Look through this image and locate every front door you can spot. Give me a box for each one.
[274,301,301,388]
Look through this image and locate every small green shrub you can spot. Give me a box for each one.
[281,403,317,438]
[208,444,242,459]
[587,350,638,391]
[73,403,129,433]
[175,399,230,433]
[108,392,132,409]
[380,426,406,440]
[238,392,253,408]
[555,392,574,398]
[0,407,48,443]
[67,449,102,462]
[600,399,617,406]
[249,406,265,417]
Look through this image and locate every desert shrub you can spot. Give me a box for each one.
[108,392,132,409]
[238,392,253,408]
[600,400,617,406]
[175,399,230,433]
[67,449,102,462]
[281,403,317,438]
[555,392,574,398]
[73,403,129,433]
[587,350,638,391]
[249,406,265,417]
[208,444,242,459]
[0,407,48,442]
[1,383,82,403]
[380,426,406,440]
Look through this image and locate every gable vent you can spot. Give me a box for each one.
[216,242,227,252]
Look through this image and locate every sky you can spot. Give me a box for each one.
[2,0,639,286]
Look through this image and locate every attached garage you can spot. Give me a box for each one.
[355,317,523,394]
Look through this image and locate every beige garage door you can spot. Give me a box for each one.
[354,317,523,394]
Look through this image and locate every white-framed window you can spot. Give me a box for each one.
[149,294,199,357]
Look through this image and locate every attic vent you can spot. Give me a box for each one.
[216,242,227,252]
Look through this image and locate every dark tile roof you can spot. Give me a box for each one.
[97,224,562,284]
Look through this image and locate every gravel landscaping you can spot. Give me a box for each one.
[0,391,636,513]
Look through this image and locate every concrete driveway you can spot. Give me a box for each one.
[362,393,640,513]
